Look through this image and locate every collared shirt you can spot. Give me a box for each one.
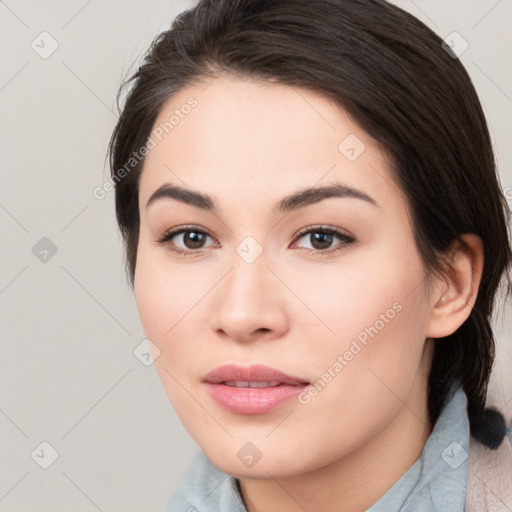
[162,381,469,511]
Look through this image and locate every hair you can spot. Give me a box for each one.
[107,0,512,445]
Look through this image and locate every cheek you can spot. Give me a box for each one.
[292,284,429,459]
[288,245,425,346]
[294,240,429,393]
[134,244,217,375]
[134,255,168,341]
[306,284,427,391]
[135,243,197,335]
[134,251,201,408]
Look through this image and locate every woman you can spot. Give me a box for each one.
[108,0,512,510]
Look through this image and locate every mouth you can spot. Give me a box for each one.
[203,363,309,386]
[222,380,283,388]
[202,364,310,415]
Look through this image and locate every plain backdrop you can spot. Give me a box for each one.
[1,1,511,510]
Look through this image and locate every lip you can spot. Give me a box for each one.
[203,364,310,415]
[203,364,308,385]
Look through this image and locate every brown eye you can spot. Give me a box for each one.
[294,226,355,255]
[308,232,334,250]
[180,231,207,249]
[156,227,217,255]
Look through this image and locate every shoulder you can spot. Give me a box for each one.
[466,419,512,511]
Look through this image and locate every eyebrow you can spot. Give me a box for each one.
[145,181,378,214]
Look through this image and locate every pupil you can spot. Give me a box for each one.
[185,232,205,249]
[311,232,332,250]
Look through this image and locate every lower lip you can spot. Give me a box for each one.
[205,383,308,414]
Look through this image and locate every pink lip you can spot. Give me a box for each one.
[203,364,309,415]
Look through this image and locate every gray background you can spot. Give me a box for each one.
[1,1,511,510]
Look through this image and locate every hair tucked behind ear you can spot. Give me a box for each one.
[107,0,512,446]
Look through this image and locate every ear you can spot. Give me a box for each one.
[426,233,484,338]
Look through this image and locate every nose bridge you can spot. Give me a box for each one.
[221,243,272,316]
[213,239,287,341]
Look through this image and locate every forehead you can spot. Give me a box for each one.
[138,74,403,217]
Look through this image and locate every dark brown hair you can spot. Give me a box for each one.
[107,0,512,442]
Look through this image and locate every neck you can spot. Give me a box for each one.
[238,372,433,512]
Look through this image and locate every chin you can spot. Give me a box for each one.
[201,442,318,480]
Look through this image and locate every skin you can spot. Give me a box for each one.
[134,74,484,512]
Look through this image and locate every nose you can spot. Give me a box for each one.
[212,252,289,344]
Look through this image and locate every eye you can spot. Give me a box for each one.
[292,225,355,256]
[156,224,355,257]
[156,226,217,255]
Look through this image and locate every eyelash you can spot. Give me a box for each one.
[156,225,355,258]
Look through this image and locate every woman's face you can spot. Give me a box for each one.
[134,75,437,478]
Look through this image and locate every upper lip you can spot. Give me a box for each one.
[203,364,309,385]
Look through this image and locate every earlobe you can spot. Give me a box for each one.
[426,234,484,339]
